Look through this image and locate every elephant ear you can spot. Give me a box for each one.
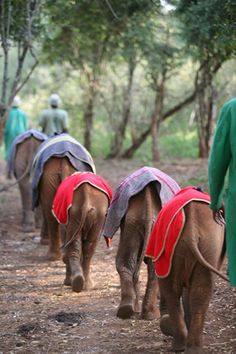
[104,236,112,248]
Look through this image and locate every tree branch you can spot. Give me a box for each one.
[121,89,197,158]
[103,0,120,19]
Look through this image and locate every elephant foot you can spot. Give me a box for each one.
[72,273,85,293]
[63,265,72,286]
[172,335,186,353]
[117,301,134,319]
[141,307,160,320]
[23,224,35,233]
[160,314,174,336]
[46,250,61,261]
[64,275,71,286]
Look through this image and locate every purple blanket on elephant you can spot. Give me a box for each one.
[31,133,96,209]
[7,129,47,178]
[103,167,181,239]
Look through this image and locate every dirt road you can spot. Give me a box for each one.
[0,158,235,353]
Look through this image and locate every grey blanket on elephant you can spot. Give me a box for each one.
[31,133,96,209]
[7,129,47,178]
[103,167,180,238]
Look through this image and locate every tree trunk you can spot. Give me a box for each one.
[197,87,215,158]
[84,83,96,152]
[107,59,135,158]
[121,129,150,158]
[0,0,40,142]
[121,88,197,159]
[151,77,165,163]
[0,0,11,105]
[195,61,219,158]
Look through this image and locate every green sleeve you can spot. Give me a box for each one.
[208,105,231,210]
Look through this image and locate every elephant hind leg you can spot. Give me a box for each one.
[170,299,187,352]
[116,218,144,319]
[62,253,72,286]
[62,252,85,292]
[39,218,49,245]
[141,259,160,320]
[185,268,213,353]
[116,256,139,319]
[159,279,187,352]
[64,238,85,293]
[81,225,102,291]
[116,269,137,319]
[46,220,61,261]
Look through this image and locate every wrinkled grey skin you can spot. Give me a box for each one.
[158,201,227,354]
[116,182,162,320]
[62,183,110,293]
[13,136,43,232]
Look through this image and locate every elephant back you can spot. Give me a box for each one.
[31,133,96,209]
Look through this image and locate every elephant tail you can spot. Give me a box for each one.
[190,240,229,282]
[0,162,31,193]
[0,136,36,193]
[61,204,88,249]
[133,184,155,282]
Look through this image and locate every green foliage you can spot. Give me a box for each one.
[91,119,112,157]
[2,0,236,163]
[0,0,42,42]
[175,0,236,61]
[41,0,159,67]
[160,129,198,158]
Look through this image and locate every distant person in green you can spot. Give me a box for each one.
[208,97,236,287]
[4,96,28,160]
[38,94,69,136]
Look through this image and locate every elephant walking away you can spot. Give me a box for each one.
[7,129,47,232]
[146,186,228,354]
[103,167,180,320]
[31,133,96,260]
[52,171,112,292]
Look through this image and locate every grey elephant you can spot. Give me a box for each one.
[7,129,47,232]
[52,171,113,292]
[146,186,228,354]
[103,166,180,320]
[31,133,96,260]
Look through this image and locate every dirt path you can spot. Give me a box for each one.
[0,158,235,354]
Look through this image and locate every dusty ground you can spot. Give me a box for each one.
[0,157,236,354]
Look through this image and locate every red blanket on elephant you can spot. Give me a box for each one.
[145,186,210,278]
[52,172,113,225]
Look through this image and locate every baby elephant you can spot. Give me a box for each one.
[52,172,112,292]
[146,186,228,354]
[103,167,180,320]
[7,129,47,232]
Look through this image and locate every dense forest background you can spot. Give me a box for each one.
[0,0,236,162]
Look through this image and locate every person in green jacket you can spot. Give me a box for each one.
[208,97,236,287]
[4,96,28,161]
[38,94,69,136]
